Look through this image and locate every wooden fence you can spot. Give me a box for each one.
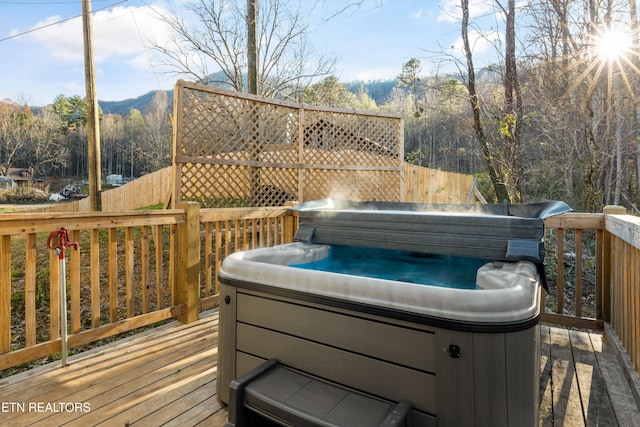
[403,164,475,203]
[25,167,173,214]
[100,167,173,211]
[24,165,475,214]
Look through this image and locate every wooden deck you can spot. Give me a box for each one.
[1,310,639,426]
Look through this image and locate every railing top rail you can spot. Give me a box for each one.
[0,209,186,235]
[200,206,294,222]
[606,214,640,249]
[176,80,403,120]
[544,212,605,229]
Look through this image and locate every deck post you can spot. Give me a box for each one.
[283,210,297,243]
[602,205,627,323]
[176,202,201,323]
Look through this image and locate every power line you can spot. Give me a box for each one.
[0,0,128,42]
[0,1,112,4]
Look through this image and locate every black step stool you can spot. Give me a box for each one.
[225,359,411,427]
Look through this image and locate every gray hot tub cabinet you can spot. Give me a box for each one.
[217,200,564,426]
[218,280,540,426]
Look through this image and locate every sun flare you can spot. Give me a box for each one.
[595,28,632,62]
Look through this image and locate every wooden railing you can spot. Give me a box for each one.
[542,212,607,330]
[0,208,186,371]
[541,207,640,374]
[0,204,297,372]
[1,204,637,375]
[198,206,297,310]
[606,212,640,371]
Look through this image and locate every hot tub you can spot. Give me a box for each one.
[218,200,570,426]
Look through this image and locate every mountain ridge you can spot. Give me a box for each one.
[98,78,399,117]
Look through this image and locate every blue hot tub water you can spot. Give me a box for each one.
[290,245,491,289]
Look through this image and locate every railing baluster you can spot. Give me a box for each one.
[251,218,257,248]
[153,224,165,309]
[1,235,11,353]
[557,228,565,315]
[25,233,36,346]
[125,227,135,318]
[49,244,60,341]
[141,226,150,314]
[169,224,176,306]
[575,229,583,318]
[90,229,100,328]
[623,241,630,357]
[70,229,81,333]
[108,228,118,322]
[234,219,240,254]
[632,242,638,370]
[215,221,222,295]
[204,222,213,297]
[596,228,604,321]
[225,220,231,258]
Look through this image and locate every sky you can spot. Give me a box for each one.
[0,0,502,107]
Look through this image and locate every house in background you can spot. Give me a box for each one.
[7,168,34,186]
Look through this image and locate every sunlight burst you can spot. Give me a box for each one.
[562,25,640,102]
[595,28,632,63]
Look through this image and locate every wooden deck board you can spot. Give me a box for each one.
[539,325,640,426]
[0,310,227,427]
[4,329,212,425]
[1,312,638,426]
[591,330,640,426]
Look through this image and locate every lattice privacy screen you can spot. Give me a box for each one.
[172,80,404,208]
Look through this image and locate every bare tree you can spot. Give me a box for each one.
[27,106,69,177]
[143,91,173,173]
[631,0,640,205]
[101,113,125,176]
[460,0,510,202]
[0,101,68,178]
[0,101,28,176]
[496,0,524,202]
[151,0,336,99]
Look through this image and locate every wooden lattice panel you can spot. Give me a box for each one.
[180,86,299,159]
[179,163,298,208]
[302,110,400,167]
[302,169,401,202]
[173,81,403,207]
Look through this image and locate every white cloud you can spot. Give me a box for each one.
[24,4,172,65]
[449,29,501,61]
[411,9,425,19]
[438,0,495,24]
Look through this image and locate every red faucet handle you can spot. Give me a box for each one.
[46,228,79,258]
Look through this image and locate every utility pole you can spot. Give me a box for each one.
[247,0,261,205]
[247,0,258,95]
[82,0,101,211]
